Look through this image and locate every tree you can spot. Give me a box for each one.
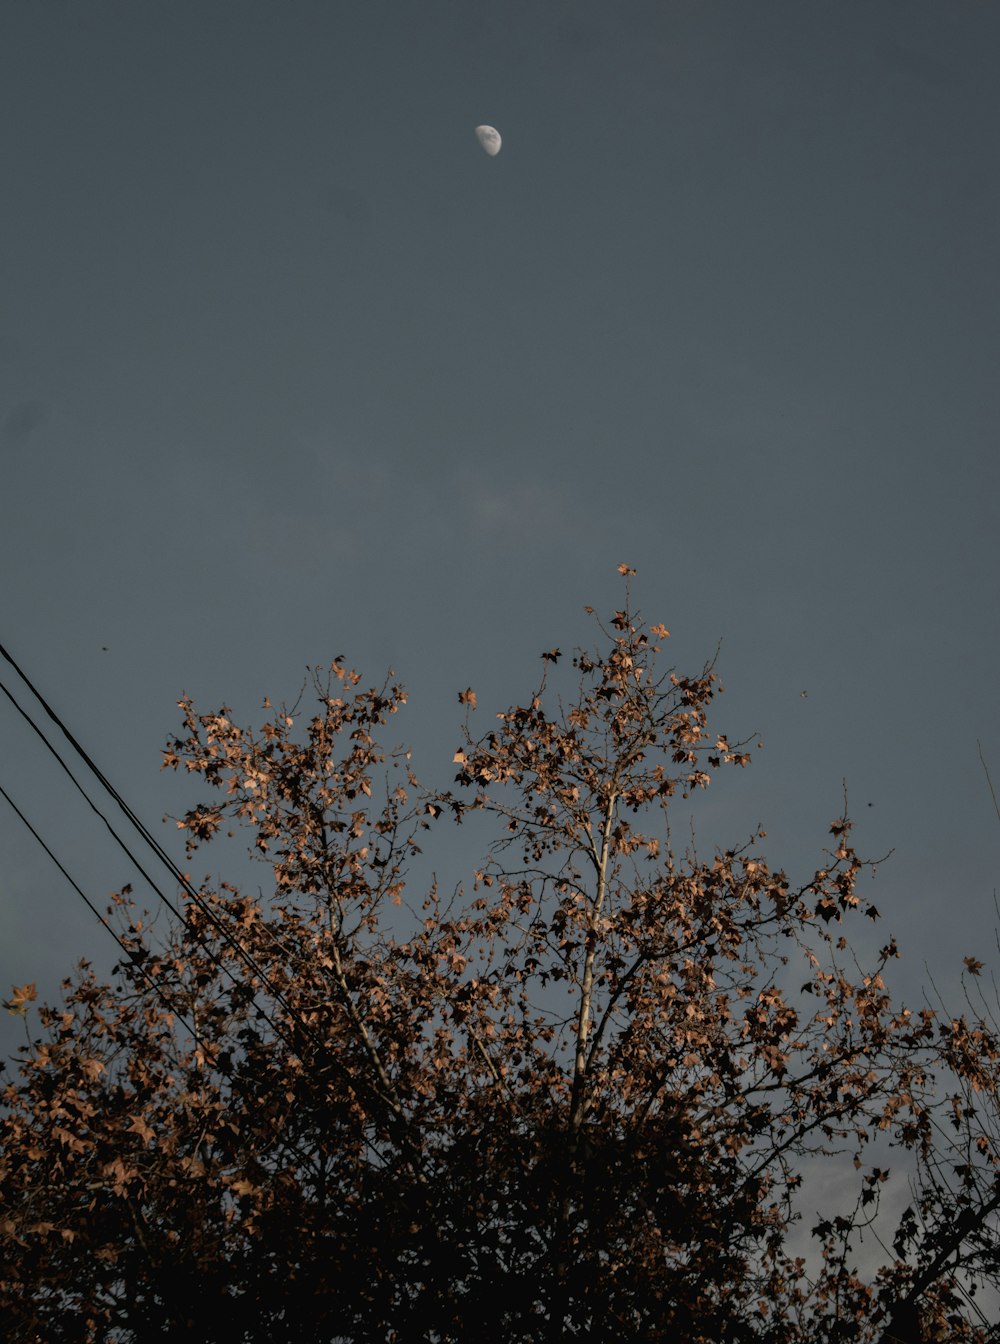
[1,570,998,1342]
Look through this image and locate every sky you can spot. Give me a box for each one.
[2,1,999,1064]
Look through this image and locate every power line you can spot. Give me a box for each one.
[0,643,405,1160]
[0,778,205,1061]
[0,652,307,1054]
[0,775,370,1152]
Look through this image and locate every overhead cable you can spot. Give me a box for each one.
[0,644,405,1160]
[0,666,303,1055]
[0,652,305,1047]
[0,777,205,1061]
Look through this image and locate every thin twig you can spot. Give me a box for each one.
[978,740,1000,828]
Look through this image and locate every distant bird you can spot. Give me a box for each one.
[799,691,808,698]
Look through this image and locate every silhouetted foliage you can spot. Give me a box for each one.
[2,572,999,1341]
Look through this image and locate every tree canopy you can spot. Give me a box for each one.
[2,572,999,1342]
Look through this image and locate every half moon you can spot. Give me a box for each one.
[475,125,502,157]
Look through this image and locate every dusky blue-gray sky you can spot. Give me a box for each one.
[2,1,998,1050]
